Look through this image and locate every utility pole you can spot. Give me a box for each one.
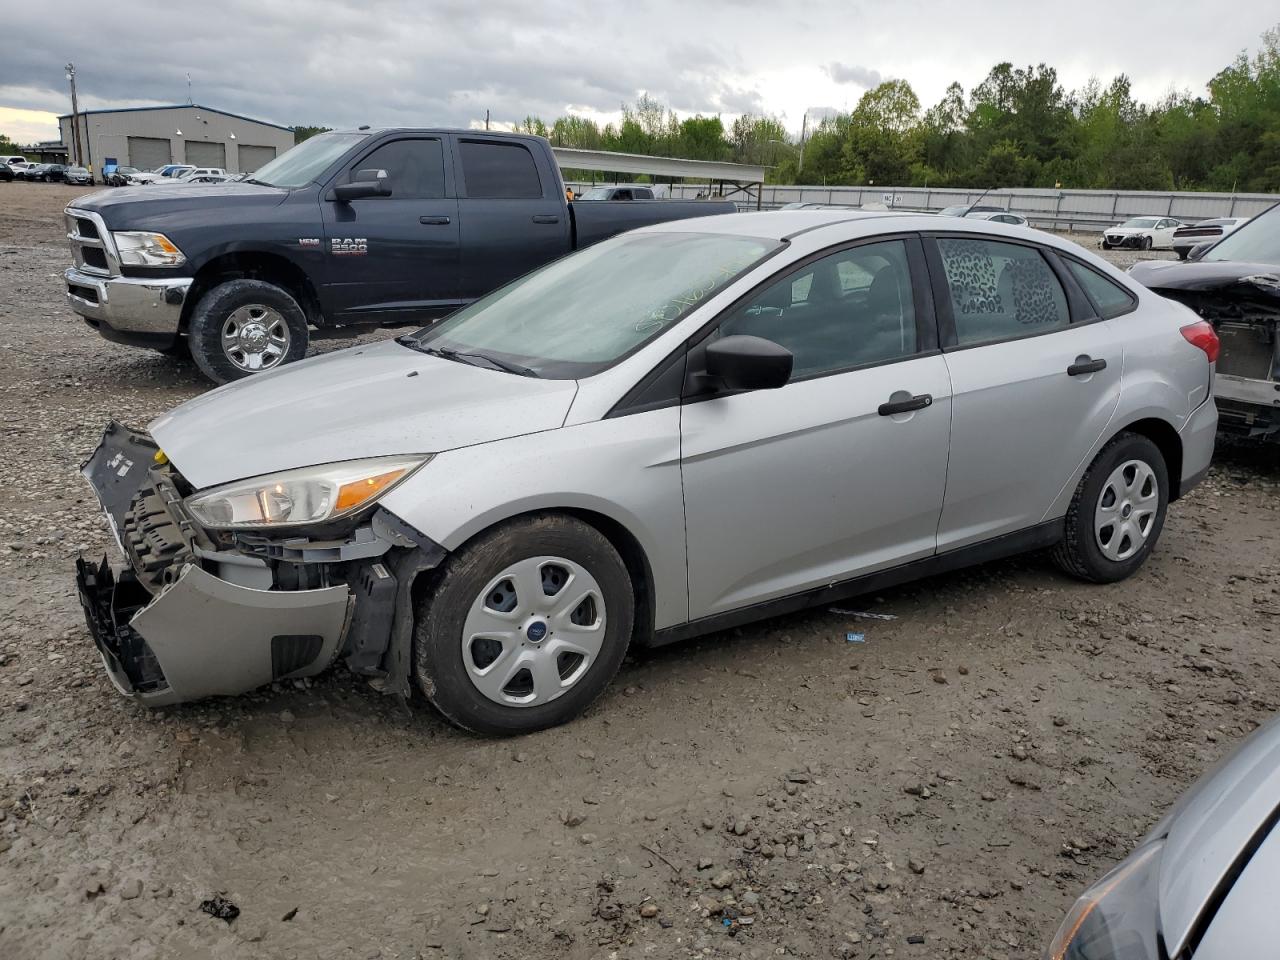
[798,112,807,174]
[66,62,83,166]
[485,109,490,131]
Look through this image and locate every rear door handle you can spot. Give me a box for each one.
[878,394,933,416]
[532,214,560,224]
[1067,357,1107,376]
[419,216,451,225]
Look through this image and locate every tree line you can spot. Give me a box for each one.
[518,23,1280,193]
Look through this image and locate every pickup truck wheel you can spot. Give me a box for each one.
[187,279,309,384]
[413,514,634,735]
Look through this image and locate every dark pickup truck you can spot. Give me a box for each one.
[63,130,735,382]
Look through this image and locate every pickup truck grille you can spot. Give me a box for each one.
[65,208,118,278]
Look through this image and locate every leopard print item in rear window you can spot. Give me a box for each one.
[1006,257,1062,326]
[940,239,1002,316]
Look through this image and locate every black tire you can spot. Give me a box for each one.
[186,279,309,384]
[1052,432,1169,584]
[1142,236,1153,251]
[1176,249,1188,261]
[1100,241,1111,250]
[413,514,635,736]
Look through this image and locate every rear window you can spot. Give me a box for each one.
[459,140,542,199]
[1065,260,1138,319]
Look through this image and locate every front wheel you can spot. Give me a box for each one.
[1052,432,1169,584]
[186,279,309,384]
[1142,235,1153,251]
[413,515,635,735]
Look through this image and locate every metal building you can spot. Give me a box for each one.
[57,104,295,177]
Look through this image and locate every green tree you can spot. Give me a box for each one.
[293,125,332,144]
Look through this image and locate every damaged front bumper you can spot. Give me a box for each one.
[75,557,351,706]
[75,422,441,706]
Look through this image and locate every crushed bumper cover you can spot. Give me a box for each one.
[76,421,353,706]
[76,558,351,706]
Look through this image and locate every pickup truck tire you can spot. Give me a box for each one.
[187,279,309,384]
[413,514,634,735]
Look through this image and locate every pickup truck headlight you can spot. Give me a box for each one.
[1045,840,1162,960]
[113,231,187,267]
[184,456,429,529]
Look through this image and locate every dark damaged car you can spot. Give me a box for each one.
[1130,203,1280,440]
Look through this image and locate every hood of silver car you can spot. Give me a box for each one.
[150,339,579,489]
[1148,713,1280,957]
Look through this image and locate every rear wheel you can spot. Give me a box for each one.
[186,279,309,384]
[1052,432,1168,583]
[413,515,634,735]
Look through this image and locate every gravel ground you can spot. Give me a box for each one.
[1,183,1278,960]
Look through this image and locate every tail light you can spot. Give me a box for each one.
[1180,321,1220,363]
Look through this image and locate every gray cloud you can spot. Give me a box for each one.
[1,0,1275,141]
[824,62,883,88]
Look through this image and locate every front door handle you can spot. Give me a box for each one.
[1067,356,1107,376]
[878,393,933,416]
[532,214,560,224]
[419,216,451,225]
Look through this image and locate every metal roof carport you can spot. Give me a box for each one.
[552,147,767,209]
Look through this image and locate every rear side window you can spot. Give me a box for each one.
[459,140,542,199]
[351,138,445,199]
[936,237,1069,346]
[1066,260,1139,319]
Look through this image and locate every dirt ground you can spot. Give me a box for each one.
[1,181,1277,960]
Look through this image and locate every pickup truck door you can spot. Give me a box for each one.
[320,135,461,324]
[451,135,571,300]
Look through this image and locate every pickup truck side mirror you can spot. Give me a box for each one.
[333,168,391,202]
[1188,241,1213,261]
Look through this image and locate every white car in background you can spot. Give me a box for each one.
[964,210,1030,227]
[1101,217,1185,251]
[153,168,230,186]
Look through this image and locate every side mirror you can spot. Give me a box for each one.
[705,335,793,391]
[333,169,391,201]
[1188,241,1212,261]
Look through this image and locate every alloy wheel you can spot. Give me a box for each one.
[461,556,606,707]
[1094,459,1159,562]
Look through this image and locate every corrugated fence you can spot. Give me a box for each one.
[568,181,1279,232]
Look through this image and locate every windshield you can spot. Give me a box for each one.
[1204,203,1280,265]
[401,231,781,378]
[938,205,968,217]
[249,132,369,188]
[580,188,612,200]
[1121,218,1159,228]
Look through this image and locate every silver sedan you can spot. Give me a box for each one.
[77,211,1218,734]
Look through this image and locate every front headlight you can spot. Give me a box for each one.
[113,230,187,267]
[184,456,429,529]
[1045,840,1163,960]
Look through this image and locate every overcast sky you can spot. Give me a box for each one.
[1,1,1276,144]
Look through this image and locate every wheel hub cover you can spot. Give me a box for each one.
[239,321,269,352]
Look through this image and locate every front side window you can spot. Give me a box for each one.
[459,140,542,199]
[1065,260,1138,319]
[401,231,779,378]
[718,239,919,378]
[350,139,445,199]
[936,237,1069,345]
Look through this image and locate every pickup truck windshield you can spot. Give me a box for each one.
[249,132,370,188]
[1204,203,1280,266]
[402,231,780,378]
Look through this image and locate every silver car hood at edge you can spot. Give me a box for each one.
[149,339,579,489]
[1148,711,1280,957]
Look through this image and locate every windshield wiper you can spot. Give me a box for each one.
[413,344,538,377]
[242,177,272,187]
